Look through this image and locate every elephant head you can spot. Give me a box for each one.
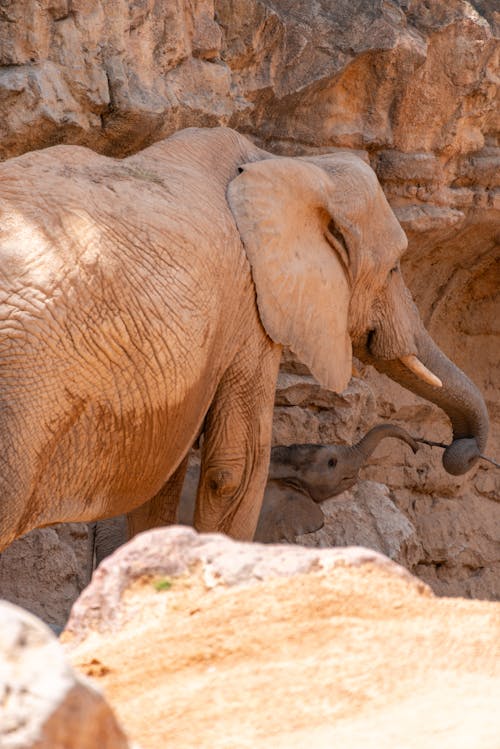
[228,153,488,476]
[269,424,419,502]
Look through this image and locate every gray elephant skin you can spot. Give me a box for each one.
[255,424,419,543]
[0,127,488,551]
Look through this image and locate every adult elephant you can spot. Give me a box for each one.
[0,127,488,551]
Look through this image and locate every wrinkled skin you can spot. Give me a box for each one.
[0,127,488,552]
[254,487,325,544]
[88,514,127,569]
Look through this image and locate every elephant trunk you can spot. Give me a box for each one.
[354,424,419,461]
[369,330,489,475]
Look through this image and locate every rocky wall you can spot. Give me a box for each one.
[0,0,498,613]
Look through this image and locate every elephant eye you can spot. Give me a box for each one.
[328,458,337,468]
[325,220,351,281]
[390,263,399,275]
[327,220,349,256]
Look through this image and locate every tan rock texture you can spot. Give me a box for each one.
[63,527,500,749]
[0,525,90,629]
[297,479,423,568]
[0,601,132,749]
[0,0,498,601]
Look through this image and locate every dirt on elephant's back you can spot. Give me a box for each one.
[66,564,500,749]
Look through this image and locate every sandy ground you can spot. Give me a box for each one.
[66,563,500,748]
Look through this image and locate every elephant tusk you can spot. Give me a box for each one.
[400,355,442,388]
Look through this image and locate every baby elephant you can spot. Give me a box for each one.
[254,424,419,543]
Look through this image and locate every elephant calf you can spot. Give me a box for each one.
[90,423,419,564]
[254,423,418,543]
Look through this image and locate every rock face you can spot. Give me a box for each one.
[0,0,498,604]
[63,527,500,749]
[0,601,132,749]
[0,525,91,630]
[297,480,422,568]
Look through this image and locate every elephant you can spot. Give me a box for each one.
[199,422,420,544]
[0,126,488,552]
[87,424,416,558]
[192,423,420,542]
[88,514,128,574]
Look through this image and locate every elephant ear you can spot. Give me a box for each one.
[227,158,352,393]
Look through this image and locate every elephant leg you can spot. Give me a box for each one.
[254,486,325,544]
[94,515,129,567]
[194,339,282,541]
[86,522,97,583]
[86,513,132,577]
[126,453,190,539]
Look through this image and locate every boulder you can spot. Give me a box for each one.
[63,527,500,749]
[0,601,133,749]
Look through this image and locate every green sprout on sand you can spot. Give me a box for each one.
[153,578,173,592]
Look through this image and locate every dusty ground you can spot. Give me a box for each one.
[65,561,500,749]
